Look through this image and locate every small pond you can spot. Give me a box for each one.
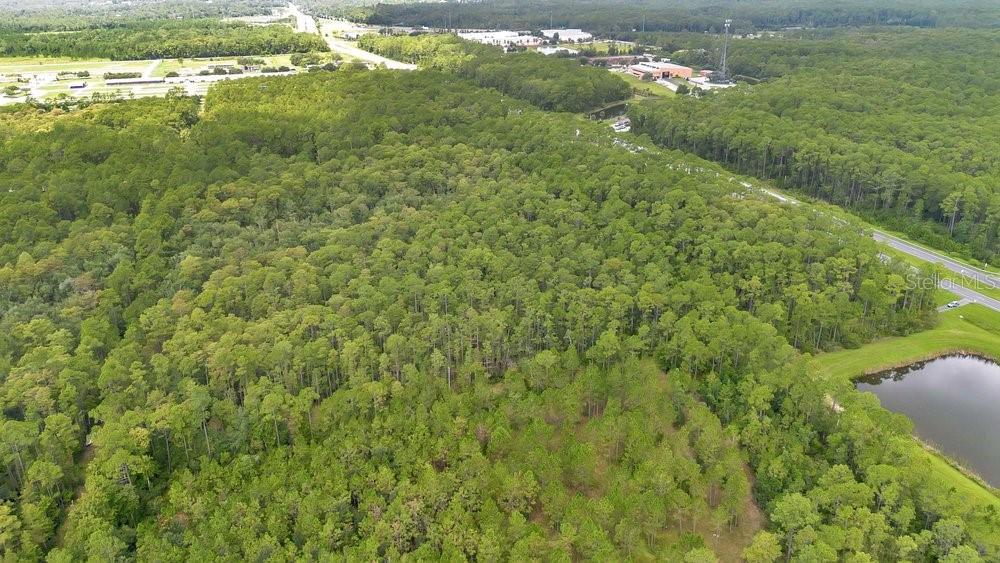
[856,354,1000,487]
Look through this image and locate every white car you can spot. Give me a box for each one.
[946,300,961,308]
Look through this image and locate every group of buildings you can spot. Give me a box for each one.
[626,61,694,80]
[454,26,736,95]
[458,30,542,47]
[624,61,735,91]
[457,28,593,49]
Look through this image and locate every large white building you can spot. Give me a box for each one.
[458,30,542,47]
[540,28,593,43]
[537,46,579,56]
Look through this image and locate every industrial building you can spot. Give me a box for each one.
[627,61,693,80]
[537,46,579,56]
[540,28,593,43]
[458,30,542,47]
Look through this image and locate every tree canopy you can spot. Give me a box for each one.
[361,0,1000,34]
[358,33,632,113]
[0,20,327,60]
[0,63,990,560]
[631,28,1000,263]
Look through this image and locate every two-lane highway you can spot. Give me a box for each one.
[318,33,417,70]
[873,230,1000,291]
[288,3,317,34]
[285,3,416,70]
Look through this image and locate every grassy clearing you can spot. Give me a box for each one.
[573,40,635,54]
[811,305,1000,382]
[0,55,108,66]
[0,57,144,75]
[932,287,957,307]
[619,72,676,97]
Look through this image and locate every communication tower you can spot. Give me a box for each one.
[712,19,734,84]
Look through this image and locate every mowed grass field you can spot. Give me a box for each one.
[0,56,148,75]
[573,40,636,54]
[618,71,676,97]
[811,305,1000,547]
[812,305,1000,382]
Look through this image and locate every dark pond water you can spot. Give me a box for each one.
[857,354,1000,487]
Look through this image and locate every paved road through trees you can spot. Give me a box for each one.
[748,182,1000,313]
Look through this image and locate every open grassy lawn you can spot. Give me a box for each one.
[618,72,676,98]
[573,40,635,54]
[0,57,147,75]
[0,55,108,69]
[812,305,1000,381]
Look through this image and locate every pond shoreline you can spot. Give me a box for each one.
[849,349,1000,380]
[857,353,1000,493]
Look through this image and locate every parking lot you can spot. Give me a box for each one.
[0,55,302,105]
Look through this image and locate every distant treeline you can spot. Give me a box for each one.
[365,0,1000,33]
[0,20,328,60]
[631,28,1000,262]
[0,0,285,32]
[358,34,631,112]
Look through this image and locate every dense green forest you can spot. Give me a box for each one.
[0,20,327,60]
[0,0,283,32]
[631,28,1000,263]
[3,67,995,560]
[364,0,1000,33]
[358,34,631,112]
